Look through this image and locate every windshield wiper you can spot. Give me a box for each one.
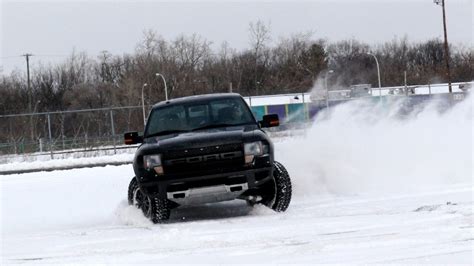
[191,122,250,131]
[145,129,189,138]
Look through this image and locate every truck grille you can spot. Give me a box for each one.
[162,143,244,176]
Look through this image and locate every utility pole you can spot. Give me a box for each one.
[22,53,34,140]
[22,53,33,113]
[434,0,452,93]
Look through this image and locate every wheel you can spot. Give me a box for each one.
[262,161,292,212]
[127,177,171,223]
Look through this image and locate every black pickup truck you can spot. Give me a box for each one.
[124,93,292,223]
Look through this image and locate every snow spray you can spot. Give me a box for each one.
[276,90,472,197]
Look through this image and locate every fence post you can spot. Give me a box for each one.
[110,109,116,154]
[302,92,307,122]
[61,114,66,150]
[47,113,53,159]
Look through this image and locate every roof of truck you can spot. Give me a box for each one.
[151,93,243,109]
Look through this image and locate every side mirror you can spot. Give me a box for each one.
[124,131,143,145]
[259,114,280,128]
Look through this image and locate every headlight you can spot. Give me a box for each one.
[143,154,164,175]
[244,141,263,156]
[244,141,264,164]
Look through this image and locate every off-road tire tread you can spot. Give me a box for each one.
[149,197,171,224]
[127,177,170,223]
[127,177,138,205]
[271,161,292,212]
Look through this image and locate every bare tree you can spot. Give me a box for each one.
[249,20,271,95]
[2,31,474,152]
[170,34,212,96]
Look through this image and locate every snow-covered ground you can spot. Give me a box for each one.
[0,153,133,173]
[1,94,472,264]
[1,166,471,264]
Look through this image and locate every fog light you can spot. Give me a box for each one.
[245,155,254,164]
[154,166,164,175]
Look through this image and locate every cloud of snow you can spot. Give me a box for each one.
[276,93,472,197]
[114,200,153,226]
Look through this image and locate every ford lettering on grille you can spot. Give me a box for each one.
[165,151,243,165]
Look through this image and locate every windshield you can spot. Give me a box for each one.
[145,97,255,137]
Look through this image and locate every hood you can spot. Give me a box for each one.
[144,126,255,151]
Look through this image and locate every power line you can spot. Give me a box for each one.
[0,55,23,59]
[1,54,69,59]
[34,54,69,58]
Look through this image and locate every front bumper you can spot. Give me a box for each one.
[137,166,273,204]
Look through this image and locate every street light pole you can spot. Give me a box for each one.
[324,70,334,108]
[367,53,382,97]
[155,73,168,101]
[141,83,148,126]
[434,0,452,93]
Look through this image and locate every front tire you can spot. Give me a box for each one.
[127,177,170,223]
[262,161,292,212]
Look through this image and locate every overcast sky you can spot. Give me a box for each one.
[1,0,472,74]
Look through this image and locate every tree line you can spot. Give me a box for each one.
[1,22,473,116]
[1,21,473,150]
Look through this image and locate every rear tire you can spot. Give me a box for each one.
[262,161,292,212]
[127,177,170,223]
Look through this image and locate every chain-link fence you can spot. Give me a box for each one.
[0,82,470,160]
[0,106,145,157]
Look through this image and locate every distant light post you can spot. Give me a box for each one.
[155,73,168,101]
[325,70,334,108]
[32,100,41,140]
[366,53,382,97]
[33,100,41,114]
[141,83,148,126]
[434,0,452,93]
